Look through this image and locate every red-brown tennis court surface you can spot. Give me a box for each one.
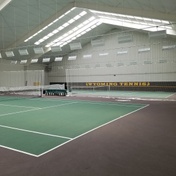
[0,95,176,176]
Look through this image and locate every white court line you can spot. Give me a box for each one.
[37,104,150,157]
[0,103,38,109]
[0,145,38,157]
[0,124,72,140]
[0,102,77,118]
[165,92,176,98]
[0,103,149,157]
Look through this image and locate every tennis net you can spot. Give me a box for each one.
[0,86,42,102]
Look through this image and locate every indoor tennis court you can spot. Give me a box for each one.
[1,1,176,176]
[0,97,147,156]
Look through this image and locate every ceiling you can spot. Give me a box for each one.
[0,0,176,64]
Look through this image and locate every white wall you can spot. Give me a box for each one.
[0,60,45,87]
[47,30,176,83]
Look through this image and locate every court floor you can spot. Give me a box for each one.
[0,97,148,157]
[71,90,175,99]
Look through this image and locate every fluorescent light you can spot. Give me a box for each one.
[138,48,150,53]
[43,58,50,63]
[99,52,109,56]
[162,45,176,50]
[0,53,2,58]
[55,57,63,61]
[20,60,27,64]
[117,50,128,55]
[31,59,38,63]
[83,54,92,59]
[5,51,14,57]
[11,60,17,64]
[68,56,77,60]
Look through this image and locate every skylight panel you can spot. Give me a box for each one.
[52,29,59,34]
[70,42,82,50]
[35,11,87,46]
[33,47,44,54]
[80,11,87,16]
[92,9,171,33]
[51,46,62,52]
[48,16,101,48]
[47,33,54,37]
[18,49,29,56]
[153,19,161,23]
[63,22,69,27]
[24,7,75,42]
[43,36,49,40]
[73,15,81,20]
[58,26,64,30]
[5,51,14,57]
[68,19,75,24]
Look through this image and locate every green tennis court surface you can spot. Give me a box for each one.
[0,97,148,157]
